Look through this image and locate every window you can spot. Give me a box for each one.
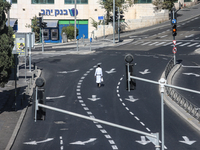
[184,0,192,2]
[12,0,17,3]
[32,0,54,4]
[134,0,152,3]
[65,0,88,4]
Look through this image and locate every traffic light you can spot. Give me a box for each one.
[41,22,47,28]
[34,77,46,121]
[37,17,42,28]
[172,24,177,36]
[109,16,113,22]
[115,8,118,21]
[126,64,136,90]
[119,10,124,21]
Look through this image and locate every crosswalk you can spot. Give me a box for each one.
[131,41,200,48]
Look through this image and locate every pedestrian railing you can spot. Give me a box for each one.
[165,58,200,121]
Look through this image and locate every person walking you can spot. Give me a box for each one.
[94,65,103,87]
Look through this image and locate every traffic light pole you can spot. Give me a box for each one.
[118,7,120,42]
[35,98,160,150]
[113,0,115,44]
[127,74,200,150]
[41,15,44,52]
[172,9,176,65]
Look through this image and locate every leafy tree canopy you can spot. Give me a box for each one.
[0,0,14,87]
[99,0,134,24]
[153,0,177,11]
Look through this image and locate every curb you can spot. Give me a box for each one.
[5,69,42,150]
[161,64,200,132]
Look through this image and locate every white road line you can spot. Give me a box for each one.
[79,100,83,103]
[140,122,145,126]
[83,107,89,110]
[87,111,92,115]
[146,128,151,132]
[109,140,115,144]
[81,77,85,79]
[119,98,123,102]
[116,90,119,93]
[130,112,134,115]
[163,42,172,46]
[117,86,119,89]
[135,116,140,121]
[101,129,107,133]
[155,42,166,46]
[159,35,167,38]
[77,96,82,99]
[77,93,81,95]
[81,104,86,106]
[96,124,103,128]
[141,42,151,45]
[187,43,199,47]
[122,103,126,106]
[174,42,183,46]
[179,42,191,47]
[117,94,120,97]
[105,135,111,139]
[149,42,159,46]
[196,45,200,47]
[126,107,129,111]
[118,82,120,85]
[112,145,118,149]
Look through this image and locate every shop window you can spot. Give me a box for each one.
[65,0,88,4]
[134,0,152,3]
[32,0,54,4]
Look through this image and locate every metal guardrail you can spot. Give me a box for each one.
[165,58,175,79]
[165,58,200,122]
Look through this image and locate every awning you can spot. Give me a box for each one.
[44,20,58,28]
[6,18,17,27]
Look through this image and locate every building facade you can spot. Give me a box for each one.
[8,0,198,43]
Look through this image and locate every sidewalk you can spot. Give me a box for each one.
[0,3,200,150]
[0,63,41,150]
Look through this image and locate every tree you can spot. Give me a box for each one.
[25,15,40,43]
[62,26,79,41]
[99,0,134,24]
[153,0,177,11]
[0,0,14,87]
[90,17,102,30]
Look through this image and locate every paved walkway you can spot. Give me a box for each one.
[0,3,200,150]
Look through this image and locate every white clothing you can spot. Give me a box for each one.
[95,67,103,83]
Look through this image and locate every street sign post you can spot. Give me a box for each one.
[173,40,176,45]
[173,47,177,54]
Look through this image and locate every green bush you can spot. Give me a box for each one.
[62,26,79,41]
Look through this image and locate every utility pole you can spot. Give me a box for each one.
[113,0,115,44]
[75,0,78,51]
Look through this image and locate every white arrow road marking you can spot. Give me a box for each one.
[88,95,101,101]
[183,73,200,77]
[125,96,139,102]
[46,95,65,100]
[139,69,151,75]
[70,138,97,145]
[179,136,196,145]
[105,68,116,74]
[136,136,151,145]
[58,70,79,74]
[24,138,54,145]
[185,34,194,38]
